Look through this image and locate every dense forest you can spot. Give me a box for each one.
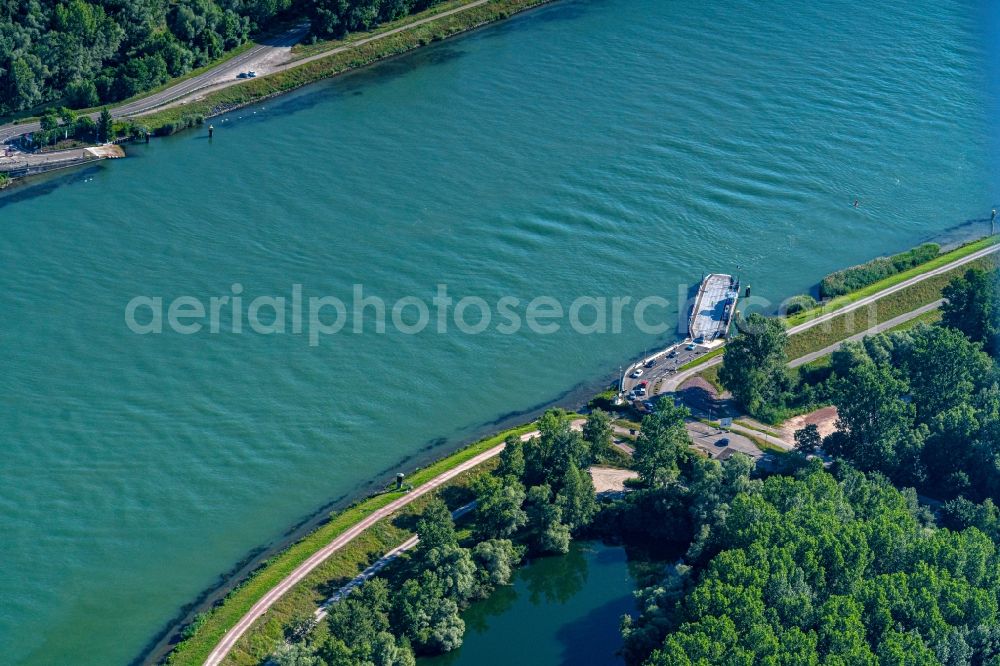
[720,267,1000,505]
[623,462,1000,665]
[0,0,447,116]
[257,265,1000,666]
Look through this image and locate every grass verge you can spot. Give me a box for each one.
[289,0,478,59]
[784,255,998,360]
[139,0,551,133]
[164,420,539,665]
[783,236,998,329]
[678,346,725,371]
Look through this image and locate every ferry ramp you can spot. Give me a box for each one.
[689,273,739,342]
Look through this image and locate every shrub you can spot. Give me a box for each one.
[819,243,939,298]
[783,294,816,316]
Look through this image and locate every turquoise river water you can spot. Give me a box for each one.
[1,0,997,663]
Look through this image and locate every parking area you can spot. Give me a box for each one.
[620,341,711,401]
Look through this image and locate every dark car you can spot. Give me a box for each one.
[645,358,657,368]
[715,438,730,447]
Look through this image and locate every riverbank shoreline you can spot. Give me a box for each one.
[2,0,558,190]
[136,0,558,135]
[150,231,998,665]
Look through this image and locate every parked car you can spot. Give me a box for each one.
[632,368,643,378]
[636,387,646,396]
[643,400,655,411]
[715,438,730,447]
[237,72,248,79]
[247,71,257,77]
[668,350,678,358]
[645,358,657,368]
[686,343,696,351]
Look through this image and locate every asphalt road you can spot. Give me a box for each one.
[620,342,707,400]
[658,242,1000,393]
[788,299,944,368]
[685,420,762,461]
[0,24,309,144]
[1,0,503,146]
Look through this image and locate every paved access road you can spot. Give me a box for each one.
[202,419,583,666]
[658,242,999,393]
[1,0,503,145]
[0,24,309,144]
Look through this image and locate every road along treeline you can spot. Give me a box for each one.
[719,266,1000,506]
[0,0,457,117]
[263,409,615,665]
[1,0,291,115]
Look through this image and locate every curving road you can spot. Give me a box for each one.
[202,419,584,666]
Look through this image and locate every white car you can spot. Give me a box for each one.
[631,368,643,378]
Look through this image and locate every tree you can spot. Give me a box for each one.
[942,267,999,355]
[583,408,613,456]
[794,424,821,454]
[524,484,570,555]
[369,631,415,666]
[719,313,790,417]
[555,463,597,531]
[524,410,589,488]
[421,543,476,603]
[831,354,915,476]
[496,434,525,480]
[98,107,114,143]
[900,325,992,423]
[633,402,691,487]
[66,79,100,108]
[471,539,520,595]
[393,571,464,654]
[40,111,60,132]
[413,499,456,559]
[472,474,527,540]
[271,642,323,666]
[630,465,1000,665]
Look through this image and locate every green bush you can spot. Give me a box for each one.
[819,243,939,298]
[783,294,816,316]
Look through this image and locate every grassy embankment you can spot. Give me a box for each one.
[288,0,483,59]
[783,236,999,329]
[164,415,560,665]
[140,0,551,134]
[688,244,998,419]
[784,252,998,360]
[679,237,999,375]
